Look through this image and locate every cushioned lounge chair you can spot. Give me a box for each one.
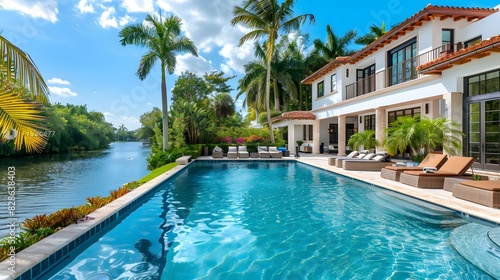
[227,146,238,158]
[212,146,223,158]
[238,146,249,158]
[380,153,448,181]
[342,154,393,171]
[453,180,500,208]
[268,146,282,158]
[335,152,373,168]
[328,151,358,166]
[399,156,475,189]
[258,146,270,158]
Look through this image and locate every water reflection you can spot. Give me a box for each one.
[0,142,150,237]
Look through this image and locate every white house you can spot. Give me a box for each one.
[272,4,500,172]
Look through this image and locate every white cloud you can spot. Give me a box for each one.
[49,86,78,97]
[174,54,212,76]
[103,112,141,130]
[48,78,71,85]
[156,0,254,75]
[121,0,154,13]
[119,14,134,26]
[99,6,119,29]
[2,0,58,23]
[76,0,94,14]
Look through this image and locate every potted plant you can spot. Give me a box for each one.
[295,140,303,157]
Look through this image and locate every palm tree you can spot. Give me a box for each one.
[313,25,357,61]
[347,130,379,151]
[355,22,387,46]
[117,124,128,141]
[0,35,50,153]
[231,0,314,143]
[119,14,198,151]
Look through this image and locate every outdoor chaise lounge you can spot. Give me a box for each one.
[399,156,475,189]
[328,151,358,166]
[238,146,249,158]
[453,180,500,208]
[258,146,270,158]
[212,146,223,158]
[380,153,448,181]
[227,146,238,158]
[268,146,282,158]
[342,153,392,171]
[335,151,373,168]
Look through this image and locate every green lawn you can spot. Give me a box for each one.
[138,162,178,183]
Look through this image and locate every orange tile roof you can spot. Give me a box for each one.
[271,111,316,122]
[418,35,500,74]
[301,4,498,84]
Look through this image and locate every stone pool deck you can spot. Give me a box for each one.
[1,154,499,279]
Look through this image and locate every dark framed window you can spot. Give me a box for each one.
[364,114,376,130]
[308,125,313,140]
[356,64,376,95]
[464,36,482,48]
[331,74,337,92]
[317,81,324,98]
[328,124,338,144]
[303,125,313,141]
[465,69,500,97]
[388,38,417,86]
[388,107,421,124]
[441,29,454,52]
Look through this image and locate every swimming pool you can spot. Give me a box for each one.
[47,161,494,279]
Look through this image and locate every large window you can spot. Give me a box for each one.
[364,114,376,131]
[356,64,376,95]
[303,125,313,141]
[464,36,482,48]
[387,107,421,124]
[442,29,454,52]
[331,74,337,92]
[388,38,417,86]
[465,69,500,97]
[317,81,324,98]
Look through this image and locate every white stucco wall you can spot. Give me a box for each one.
[461,8,500,41]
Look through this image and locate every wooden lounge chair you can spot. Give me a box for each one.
[227,146,238,158]
[258,146,270,158]
[399,156,475,189]
[342,154,393,171]
[335,152,373,168]
[212,146,223,158]
[268,146,282,158]
[328,151,358,166]
[380,153,447,181]
[238,146,249,158]
[453,180,500,208]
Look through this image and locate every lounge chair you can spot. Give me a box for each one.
[380,153,448,181]
[227,146,238,158]
[453,180,500,208]
[258,146,270,158]
[335,151,372,168]
[342,153,393,171]
[328,151,358,165]
[399,156,475,189]
[268,146,282,158]
[238,146,249,158]
[212,146,223,158]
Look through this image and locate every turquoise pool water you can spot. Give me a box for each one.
[48,161,494,279]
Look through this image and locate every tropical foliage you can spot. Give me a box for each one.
[355,22,387,46]
[119,14,198,151]
[347,130,379,151]
[382,116,464,158]
[313,25,357,60]
[232,0,314,143]
[0,35,50,153]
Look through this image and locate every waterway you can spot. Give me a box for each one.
[0,142,150,237]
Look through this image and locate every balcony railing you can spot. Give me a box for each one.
[416,43,463,66]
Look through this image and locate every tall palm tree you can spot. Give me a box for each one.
[232,0,314,143]
[1,35,50,153]
[119,14,198,151]
[313,25,357,61]
[355,22,387,46]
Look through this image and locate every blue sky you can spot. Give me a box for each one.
[1,0,499,130]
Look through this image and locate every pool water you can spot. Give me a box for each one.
[49,161,494,279]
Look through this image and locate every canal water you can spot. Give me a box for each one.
[0,142,150,237]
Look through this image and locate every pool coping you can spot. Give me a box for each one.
[1,157,499,279]
[0,163,191,280]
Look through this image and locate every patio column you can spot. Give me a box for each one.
[338,115,346,156]
[375,108,387,153]
[443,92,464,156]
[288,123,296,155]
[313,119,321,154]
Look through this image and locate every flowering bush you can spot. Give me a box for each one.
[236,137,246,145]
[246,135,263,143]
[223,136,232,144]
